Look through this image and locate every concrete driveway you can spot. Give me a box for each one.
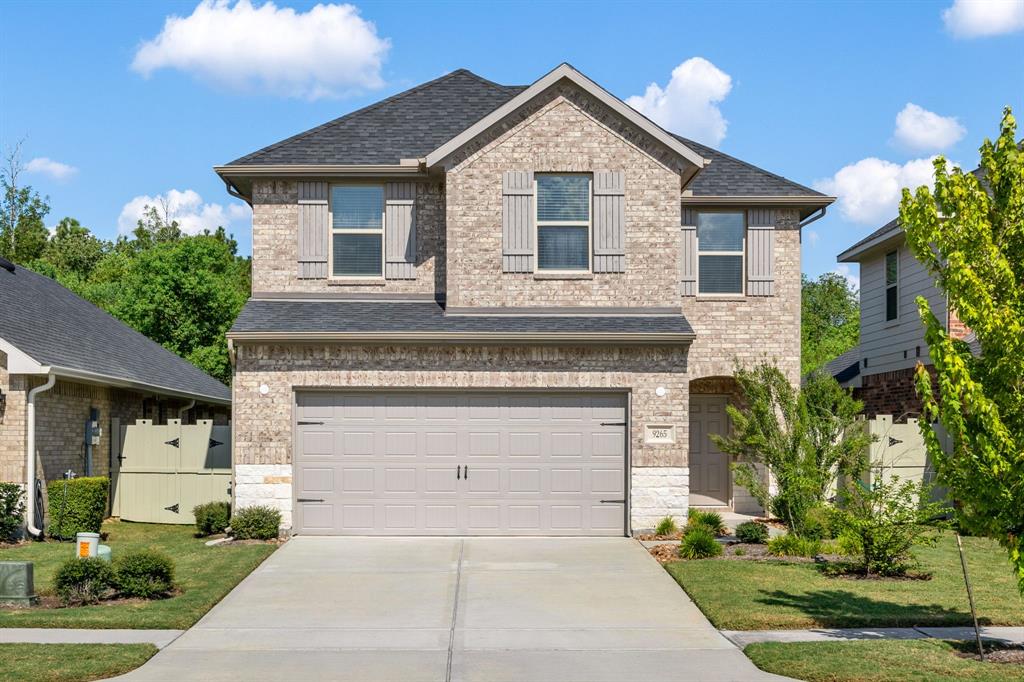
[118,537,787,682]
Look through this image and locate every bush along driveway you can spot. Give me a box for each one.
[0,520,277,629]
[665,533,1024,631]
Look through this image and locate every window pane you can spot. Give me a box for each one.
[697,213,744,251]
[699,255,743,294]
[538,226,589,270]
[537,175,590,222]
[886,285,898,321]
[333,233,382,276]
[885,251,898,285]
[332,186,383,230]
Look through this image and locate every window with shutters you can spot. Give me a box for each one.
[535,174,591,272]
[885,250,899,321]
[697,212,745,295]
[330,185,384,278]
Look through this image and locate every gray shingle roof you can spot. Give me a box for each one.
[840,217,903,258]
[0,263,230,403]
[223,68,823,199]
[822,346,861,383]
[229,300,694,338]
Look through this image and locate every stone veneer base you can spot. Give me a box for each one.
[630,466,689,532]
[234,464,293,530]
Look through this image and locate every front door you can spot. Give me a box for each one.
[689,396,730,507]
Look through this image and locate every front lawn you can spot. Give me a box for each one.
[0,643,157,682]
[744,640,1023,682]
[666,533,1023,630]
[0,521,276,629]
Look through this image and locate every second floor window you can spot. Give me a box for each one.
[331,185,384,278]
[885,249,899,321]
[697,212,744,295]
[536,174,590,271]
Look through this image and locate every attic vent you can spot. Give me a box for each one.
[0,257,14,273]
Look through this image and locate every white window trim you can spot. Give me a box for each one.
[328,183,386,280]
[533,173,593,274]
[696,210,746,297]
[885,248,899,324]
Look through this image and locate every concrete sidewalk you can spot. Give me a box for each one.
[0,628,182,648]
[113,536,789,682]
[724,626,1024,648]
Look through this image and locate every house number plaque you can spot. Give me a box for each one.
[644,424,676,444]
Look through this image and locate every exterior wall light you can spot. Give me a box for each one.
[655,386,667,397]
[258,384,270,395]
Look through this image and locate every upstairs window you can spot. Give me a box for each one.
[697,212,744,294]
[536,174,591,271]
[885,250,899,321]
[331,185,384,278]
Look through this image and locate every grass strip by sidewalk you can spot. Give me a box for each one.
[0,520,276,629]
[745,639,1022,682]
[0,643,157,682]
[666,533,1024,630]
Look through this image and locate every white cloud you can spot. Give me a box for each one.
[814,157,948,225]
[118,189,250,236]
[892,103,966,152]
[942,0,1024,38]
[132,0,390,99]
[626,57,732,146]
[25,157,78,181]
[833,264,860,291]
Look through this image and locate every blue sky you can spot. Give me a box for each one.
[2,0,1022,285]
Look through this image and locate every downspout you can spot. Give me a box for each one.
[178,400,196,422]
[799,206,827,228]
[26,373,56,538]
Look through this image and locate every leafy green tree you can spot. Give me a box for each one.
[802,272,859,374]
[900,108,1024,591]
[712,363,870,536]
[1,143,50,264]
[41,217,109,278]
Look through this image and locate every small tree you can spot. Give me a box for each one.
[712,363,870,536]
[899,108,1024,591]
[801,272,860,374]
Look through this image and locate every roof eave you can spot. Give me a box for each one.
[226,330,695,345]
[215,163,426,178]
[837,227,905,262]
[423,63,710,172]
[681,195,835,221]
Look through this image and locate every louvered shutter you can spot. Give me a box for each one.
[746,209,776,296]
[297,182,328,279]
[680,208,698,296]
[384,182,416,280]
[592,171,625,273]
[502,171,534,273]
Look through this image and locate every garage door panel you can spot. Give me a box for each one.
[294,392,626,535]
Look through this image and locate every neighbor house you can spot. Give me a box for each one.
[218,64,832,535]
[0,258,231,530]
[835,217,976,418]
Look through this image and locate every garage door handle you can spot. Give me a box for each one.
[600,499,626,504]
[297,420,324,425]
[601,421,626,426]
[297,498,324,503]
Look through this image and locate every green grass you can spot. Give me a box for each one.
[0,643,157,682]
[666,533,1024,630]
[0,520,276,629]
[745,640,1023,682]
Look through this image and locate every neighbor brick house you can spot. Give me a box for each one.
[0,258,231,533]
[835,217,977,418]
[218,64,832,535]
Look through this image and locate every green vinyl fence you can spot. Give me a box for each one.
[111,418,231,524]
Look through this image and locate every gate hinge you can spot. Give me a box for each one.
[164,438,180,448]
[165,503,180,513]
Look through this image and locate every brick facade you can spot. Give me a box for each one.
[859,365,939,420]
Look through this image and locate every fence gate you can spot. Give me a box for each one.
[111,418,231,524]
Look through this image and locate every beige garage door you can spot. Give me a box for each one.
[293,391,627,536]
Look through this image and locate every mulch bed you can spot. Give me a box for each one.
[954,642,1024,665]
[1,590,181,611]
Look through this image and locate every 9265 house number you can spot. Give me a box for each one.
[644,424,676,444]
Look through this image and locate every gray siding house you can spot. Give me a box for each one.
[219,64,832,535]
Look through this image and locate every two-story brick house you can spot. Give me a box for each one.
[218,64,832,535]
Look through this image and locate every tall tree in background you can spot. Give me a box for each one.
[1,141,50,264]
[801,272,860,374]
[900,108,1024,592]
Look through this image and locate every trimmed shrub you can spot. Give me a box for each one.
[46,477,108,539]
[654,516,679,537]
[679,525,723,559]
[767,533,823,558]
[734,520,770,544]
[0,482,25,543]
[54,557,115,605]
[114,550,175,599]
[193,501,231,537]
[230,505,281,540]
[687,509,726,535]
